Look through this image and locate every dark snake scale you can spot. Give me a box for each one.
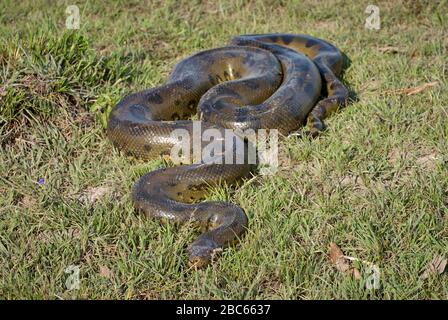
[107,34,349,267]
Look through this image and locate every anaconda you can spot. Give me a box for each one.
[107,34,349,268]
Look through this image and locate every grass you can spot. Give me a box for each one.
[0,0,447,299]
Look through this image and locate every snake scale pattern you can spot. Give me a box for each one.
[107,34,349,267]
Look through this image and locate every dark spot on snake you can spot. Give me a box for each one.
[182,78,195,90]
[305,39,319,48]
[146,92,163,104]
[268,35,279,43]
[193,183,209,190]
[144,144,152,152]
[281,35,294,45]
[160,150,171,157]
[317,104,327,117]
[235,109,250,122]
[208,74,216,85]
[245,80,260,90]
[174,99,181,106]
[165,181,177,188]
[188,99,197,109]
[223,70,231,81]
[124,150,134,157]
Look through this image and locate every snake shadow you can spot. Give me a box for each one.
[341,52,358,103]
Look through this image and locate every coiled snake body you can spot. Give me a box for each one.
[107,34,348,267]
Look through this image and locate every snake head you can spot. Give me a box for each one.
[188,238,221,268]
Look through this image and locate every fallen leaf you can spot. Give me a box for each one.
[328,243,362,279]
[382,81,438,96]
[388,148,402,166]
[378,46,404,54]
[416,152,438,171]
[99,265,112,278]
[79,185,111,204]
[329,242,344,264]
[352,268,362,280]
[405,82,439,95]
[68,227,82,240]
[21,194,37,208]
[420,255,447,280]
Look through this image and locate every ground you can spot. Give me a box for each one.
[0,0,447,299]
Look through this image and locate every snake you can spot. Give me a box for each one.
[107,34,349,268]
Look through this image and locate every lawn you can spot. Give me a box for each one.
[0,0,447,299]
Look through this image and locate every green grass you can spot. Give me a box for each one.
[0,0,447,299]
